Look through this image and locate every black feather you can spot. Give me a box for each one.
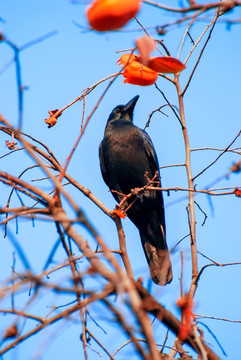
[99,95,172,285]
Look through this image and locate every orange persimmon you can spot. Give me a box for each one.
[122,62,158,86]
[148,56,186,74]
[86,0,142,31]
[117,53,158,86]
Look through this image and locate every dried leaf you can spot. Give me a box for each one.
[4,324,18,339]
[44,109,61,128]
[113,208,126,218]
[234,188,241,197]
[177,294,194,340]
[135,35,155,65]
[230,161,241,173]
[156,26,166,36]
[6,140,18,150]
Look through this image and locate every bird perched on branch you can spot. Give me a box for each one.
[99,95,172,285]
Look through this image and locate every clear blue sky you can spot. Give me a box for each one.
[0,1,241,359]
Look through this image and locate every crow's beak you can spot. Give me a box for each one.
[123,95,139,113]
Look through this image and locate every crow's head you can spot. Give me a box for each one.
[107,95,139,124]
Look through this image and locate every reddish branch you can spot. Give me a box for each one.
[144,0,240,14]
[0,279,221,359]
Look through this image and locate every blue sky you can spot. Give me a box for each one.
[1,1,241,359]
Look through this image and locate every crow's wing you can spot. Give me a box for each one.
[141,130,160,178]
[141,128,166,231]
[99,140,109,187]
[139,130,171,285]
[99,140,121,203]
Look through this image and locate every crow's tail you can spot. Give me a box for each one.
[140,232,172,286]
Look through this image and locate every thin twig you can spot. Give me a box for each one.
[183,13,219,96]
[195,314,241,323]
[193,130,241,180]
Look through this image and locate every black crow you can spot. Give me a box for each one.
[99,95,172,285]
